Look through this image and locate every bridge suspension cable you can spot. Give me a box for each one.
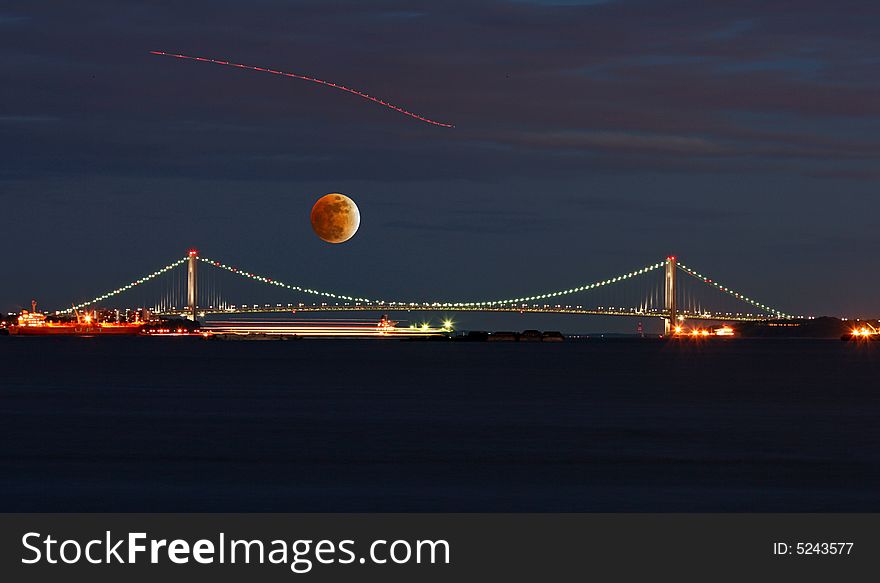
[61,257,188,313]
[198,256,667,307]
[677,262,788,318]
[451,261,666,307]
[58,253,791,320]
[199,256,374,303]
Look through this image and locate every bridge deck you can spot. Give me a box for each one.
[154,305,772,322]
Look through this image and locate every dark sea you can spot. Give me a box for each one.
[1,337,878,512]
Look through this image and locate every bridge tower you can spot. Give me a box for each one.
[187,249,198,321]
[664,255,677,335]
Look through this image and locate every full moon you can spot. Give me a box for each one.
[310,193,361,244]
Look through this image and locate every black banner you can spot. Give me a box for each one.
[1,514,877,582]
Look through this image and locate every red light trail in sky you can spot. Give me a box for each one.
[149,51,454,128]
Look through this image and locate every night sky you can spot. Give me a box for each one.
[2,1,879,326]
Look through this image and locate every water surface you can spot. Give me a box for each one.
[1,337,877,511]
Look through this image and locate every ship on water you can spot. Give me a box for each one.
[8,300,144,336]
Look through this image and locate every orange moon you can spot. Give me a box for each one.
[310,193,361,244]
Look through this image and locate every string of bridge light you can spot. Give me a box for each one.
[199,257,374,303]
[64,257,768,316]
[451,261,666,306]
[676,263,788,318]
[201,257,665,307]
[61,257,189,313]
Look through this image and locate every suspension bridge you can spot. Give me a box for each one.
[55,250,795,334]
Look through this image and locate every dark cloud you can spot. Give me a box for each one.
[386,207,559,234]
[564,196,745,222]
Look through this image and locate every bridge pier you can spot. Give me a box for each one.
[187,249,198,321]
[664,255,677,335]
